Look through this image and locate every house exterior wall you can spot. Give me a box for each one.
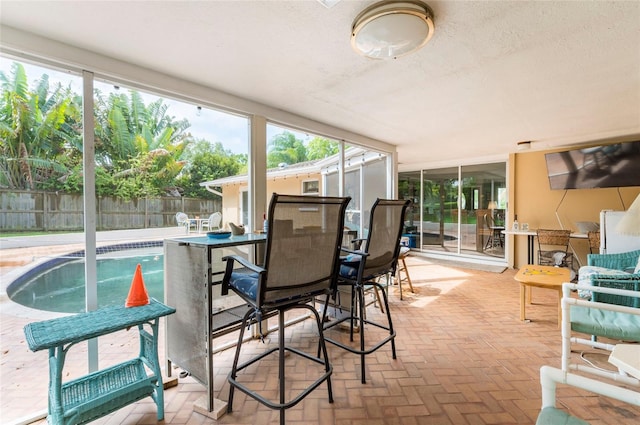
[219,173,322,230]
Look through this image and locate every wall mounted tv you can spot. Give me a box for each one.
[544,139,640,190]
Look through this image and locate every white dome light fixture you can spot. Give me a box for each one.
[351,0,435,60]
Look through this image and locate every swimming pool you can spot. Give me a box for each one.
[7,242,164,314]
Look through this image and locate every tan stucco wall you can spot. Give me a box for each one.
[219,174,322,230]
[220,186,241,228]
[509,150,639,268]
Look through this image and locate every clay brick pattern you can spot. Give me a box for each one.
[2,255,639,424]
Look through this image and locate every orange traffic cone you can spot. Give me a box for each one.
[125,263,150,308]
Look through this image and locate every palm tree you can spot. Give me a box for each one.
[267,131,307,168]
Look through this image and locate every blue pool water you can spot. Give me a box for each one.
[7,246,164,314]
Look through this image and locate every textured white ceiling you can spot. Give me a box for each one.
[1,0,639,168]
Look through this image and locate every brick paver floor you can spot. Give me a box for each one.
[2,244,639,424]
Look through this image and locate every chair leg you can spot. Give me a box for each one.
[323,279,397,385]
[377,280,396,360]
[229,304,333,423]
[403,258,414,293]
[485,234,492,250]
[395,257,414,300]
[357,282,367,384]
[278,310,286,425]
[227,308,252,413]
[350,284,357,341]
[372,285,385,313]
[312,305,334,405]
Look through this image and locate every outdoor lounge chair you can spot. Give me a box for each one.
[221,193,350,425]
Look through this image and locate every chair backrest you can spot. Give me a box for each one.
[537,229,571,250]
[485,214,498,229]
[261,193,350,305]
[587,231,600,254]
[208,212,222,228]
[360,198,411,278]
[588,249,640,271]
[537,229,572,267]
[175,212,188,225]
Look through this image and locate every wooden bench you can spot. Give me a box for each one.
[24,299,175,425]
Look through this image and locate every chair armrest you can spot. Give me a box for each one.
[339,247,369,257]
[590,274,640,307]
[539,366,640,410]
[562,283,640,313]
[346,237,366,250]
[222,254,264,273]
[221,255,266,295]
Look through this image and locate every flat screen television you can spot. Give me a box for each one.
[544,139,640,190]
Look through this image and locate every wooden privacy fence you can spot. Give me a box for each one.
[0,190,221,232]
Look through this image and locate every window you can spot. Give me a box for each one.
[302,180,319,195]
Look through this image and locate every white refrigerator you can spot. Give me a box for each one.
[599,210,640,254]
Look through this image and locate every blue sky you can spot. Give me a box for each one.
[0,56,313,154]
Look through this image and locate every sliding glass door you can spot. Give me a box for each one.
[399,162,506,261]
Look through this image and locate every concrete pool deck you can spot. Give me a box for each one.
[0,226,192,424]
[0,226,189,250]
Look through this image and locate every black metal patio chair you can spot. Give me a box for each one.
[221,193,350,425]
[322,198,410,384]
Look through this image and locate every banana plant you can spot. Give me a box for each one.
[0,62,81,189]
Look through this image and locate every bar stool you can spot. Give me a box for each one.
[322,198,411,384]
[395,246,414,300]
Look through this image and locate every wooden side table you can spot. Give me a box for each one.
[514,265,571,327]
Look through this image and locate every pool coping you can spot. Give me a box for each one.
[2,240,165,320]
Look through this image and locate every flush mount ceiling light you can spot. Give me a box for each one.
[317,0,342,8]
[351,0,435,60]
[517,140,532,151]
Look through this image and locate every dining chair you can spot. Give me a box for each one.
[221,193,350,425]
[587,230,600,254]
[175,212,196,233]
[322,198,410,384]
[484,214,504,250]
[536,229,573,269]
[202,211,222,231]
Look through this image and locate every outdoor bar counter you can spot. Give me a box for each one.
[163,233,266,416]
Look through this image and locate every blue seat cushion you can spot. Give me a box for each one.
[570,305,640,341]
[536,407,589,425]
[228,269,260,301]
[339,251,394,281]
[340,253,363,279]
